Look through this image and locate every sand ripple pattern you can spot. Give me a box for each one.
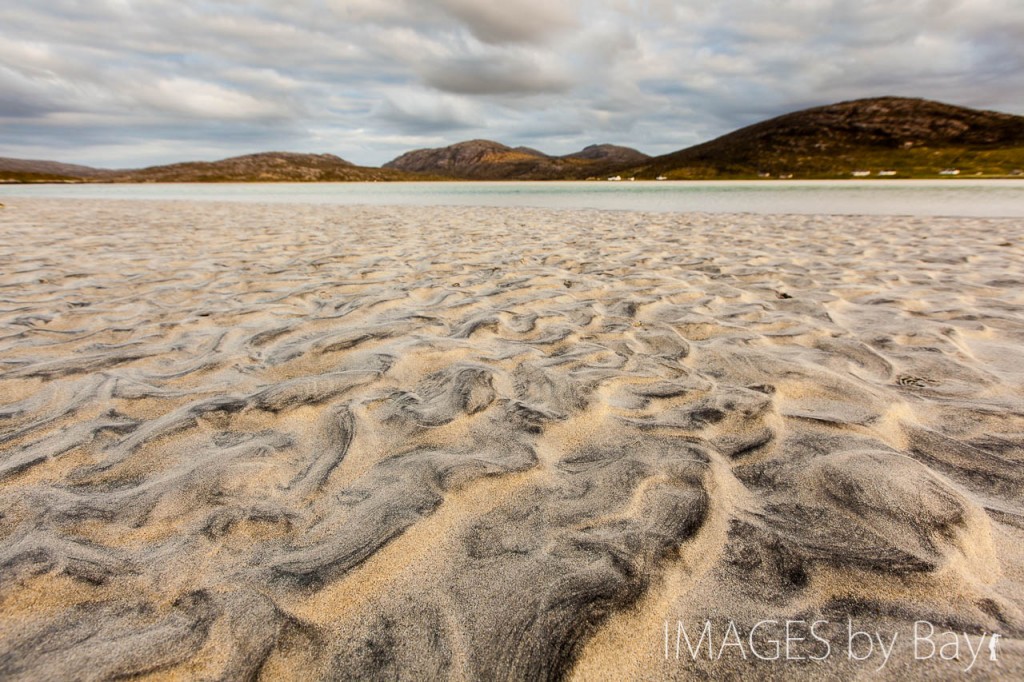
[1,199,1023,680]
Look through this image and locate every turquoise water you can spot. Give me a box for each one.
[1,179,1022,217]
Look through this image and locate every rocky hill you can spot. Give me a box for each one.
[562,144,651,166]
[383,140,649,179]
[629,97,1024,179]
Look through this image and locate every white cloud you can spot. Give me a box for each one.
[134,77,291,120]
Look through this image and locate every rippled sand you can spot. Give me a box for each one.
[0,198,1022,680]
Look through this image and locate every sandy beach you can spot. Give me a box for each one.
[0,197,1022,680]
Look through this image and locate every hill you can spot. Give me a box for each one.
[630,97,1024,179]
[383,140,649,179]
[108,152,419,182]
[0,157,109,183]
[0,152,429,183]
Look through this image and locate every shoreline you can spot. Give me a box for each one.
[2,182,1024,219]
[4,175,1024,185]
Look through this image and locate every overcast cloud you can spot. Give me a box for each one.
[1,0,1022,167]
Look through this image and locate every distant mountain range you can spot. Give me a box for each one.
[2,97,1022,183]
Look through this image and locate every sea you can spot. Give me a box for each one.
[1,179,1022,217]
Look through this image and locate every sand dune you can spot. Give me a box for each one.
[0,198,1022,680]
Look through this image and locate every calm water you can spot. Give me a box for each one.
[1,180,1022,217]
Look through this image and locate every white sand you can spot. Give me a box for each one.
[0,198,1022,680]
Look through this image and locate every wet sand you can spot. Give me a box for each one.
[0,198,1022,680]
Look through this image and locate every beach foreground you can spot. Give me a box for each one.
[0,199,1022,680]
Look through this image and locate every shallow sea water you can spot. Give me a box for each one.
[2,179,1022,217]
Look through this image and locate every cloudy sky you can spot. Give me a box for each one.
[2,0,1022,168]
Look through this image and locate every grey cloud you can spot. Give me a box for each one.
[376,88,484,131]
[326,0,578,44]
[420,53,573,95]
[0,0,1021,167]
[437,0,579,44]
[0,68,58,117]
